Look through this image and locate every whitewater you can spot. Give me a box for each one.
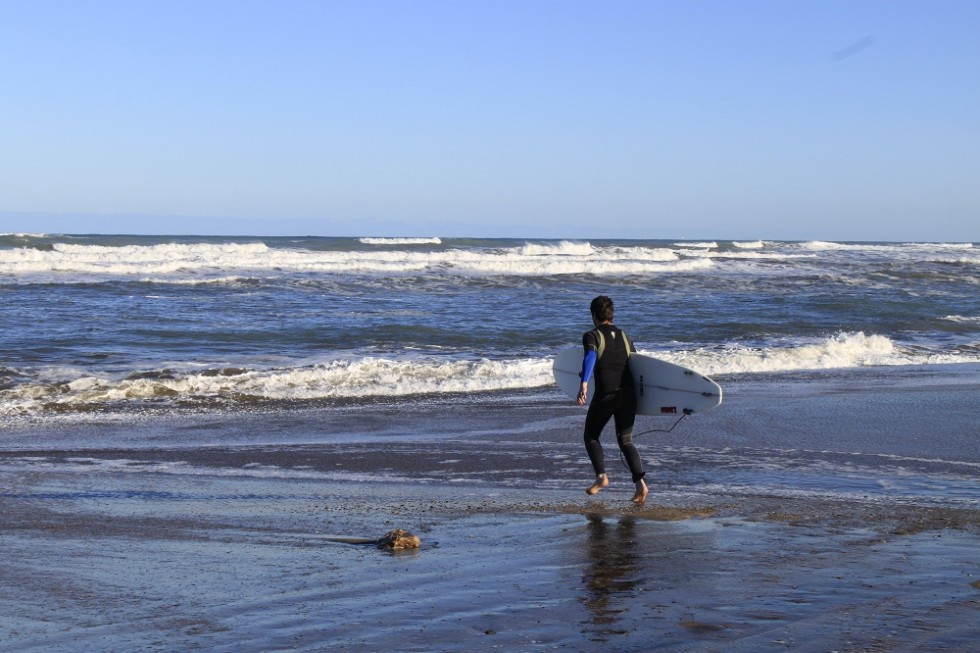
[1,234,978,417]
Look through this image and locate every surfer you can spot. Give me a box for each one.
[577,296,648,503]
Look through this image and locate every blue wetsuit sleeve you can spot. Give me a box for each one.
[580,349,597,382]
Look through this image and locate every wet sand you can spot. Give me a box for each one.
[2,368,980,651]
[2,471,979,653]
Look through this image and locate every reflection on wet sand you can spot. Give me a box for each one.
[580,513,641,640]
[578,510,727,646]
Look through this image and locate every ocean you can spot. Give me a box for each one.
[2,234,978,419]
[1,234,979,497]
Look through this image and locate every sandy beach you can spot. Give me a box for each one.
[2,367,979,652]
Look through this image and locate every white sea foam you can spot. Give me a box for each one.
[732,240,766,249]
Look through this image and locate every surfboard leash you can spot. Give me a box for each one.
[618,413,689,472]
[633,411,689,438]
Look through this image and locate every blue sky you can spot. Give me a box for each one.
[2,1,978,241]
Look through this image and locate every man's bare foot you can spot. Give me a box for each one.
[631,479,648,503]
[586,474,609,495]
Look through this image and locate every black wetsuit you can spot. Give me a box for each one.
[582,324,645,483]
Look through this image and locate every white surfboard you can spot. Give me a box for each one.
[552,347,722,416]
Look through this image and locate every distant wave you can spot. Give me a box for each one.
[678,248,811,261]
[359,237,441,245]
[943,315,980,325]
[0,242,271,279]
[802,241,974,252]
[3,237,976,287]
[801,241,869,251]
[673,241,718,249]
[913,242,974,249]
[519,241,594,256]
[0,239,719,281]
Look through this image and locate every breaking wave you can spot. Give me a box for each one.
[663,332,979,377]
[3,333,977,416]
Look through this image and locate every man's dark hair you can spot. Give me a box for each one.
[590,295,614,322]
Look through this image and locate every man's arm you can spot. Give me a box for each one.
[578,349,597,405]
